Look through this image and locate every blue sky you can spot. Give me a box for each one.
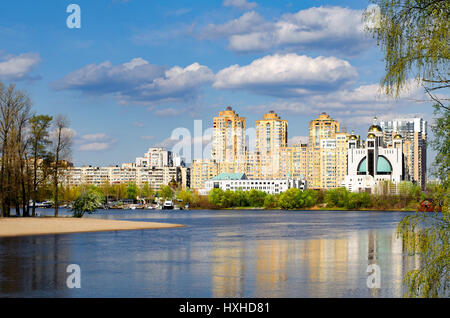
[0,0,435,167]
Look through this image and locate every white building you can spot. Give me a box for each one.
[136,147,173,167]
[203,172,307,195]
[342,118,405,193]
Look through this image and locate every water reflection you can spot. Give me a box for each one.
[0,235,71,297]
[210,229,419,298]
[0,210,420,297]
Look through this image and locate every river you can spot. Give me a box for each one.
[0,209,419,297]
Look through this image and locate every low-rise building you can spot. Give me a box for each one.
[203,172,307,195]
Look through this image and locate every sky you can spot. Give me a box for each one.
[0,0,436,167]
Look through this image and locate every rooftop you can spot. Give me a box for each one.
[210,173,247,181]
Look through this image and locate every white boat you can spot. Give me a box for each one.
[162,200,174,210]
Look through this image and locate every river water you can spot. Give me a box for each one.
[0,209,419,297]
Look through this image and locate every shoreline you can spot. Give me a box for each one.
[190,207,418,212]
[0,217,184,238]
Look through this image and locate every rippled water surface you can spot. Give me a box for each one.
[0,209,419,297]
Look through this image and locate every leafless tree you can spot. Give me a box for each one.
[50,115,73,217]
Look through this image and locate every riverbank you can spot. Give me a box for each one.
[0,217,184,237]
[191,206,417,212]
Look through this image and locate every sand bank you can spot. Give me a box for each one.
[0,217,183,237]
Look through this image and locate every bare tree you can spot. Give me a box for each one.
[0,83,31,217]
[50,115,73,217]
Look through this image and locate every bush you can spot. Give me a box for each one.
[71,191,103,218]
[278,188,318,210]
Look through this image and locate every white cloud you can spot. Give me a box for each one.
[79,142,111,151]
[200,11,267,39]
[55,58,214,105]
[133,121,145,127]
[81,133,109,141]
[246,80,427,128]
[223,0,257,10]
[199,6,373,54]
[0,52,41,81]
[214,53,357,96]
[154,107,182,116]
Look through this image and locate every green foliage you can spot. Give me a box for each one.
[366,0,449,96]
[278,189,318,210]
[397,200,449,297]
[325,188,372,210]
[177,189,194,206]
[71,191,103,218]
[126,183,138,201]
[430,105,450,189]
[159,185,174,201]
[208,188,224,207]
[368,0,450,297]
[247,189,267,207]
[140,182,155,200]
[263,194,279,209]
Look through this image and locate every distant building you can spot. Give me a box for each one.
[342,118,405,193]
[255,111,288,179]
[135,147,182,168]
[380,117,427,189]
[203,173,307,195]
[190,159,219,191]
[65,146,189,190]
[212,106,246,165]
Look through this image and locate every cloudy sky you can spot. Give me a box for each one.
[0,0,435,166]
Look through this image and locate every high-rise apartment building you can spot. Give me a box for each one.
[212,106,246,165]
[136,147,172,167]
[255,111,288,179]
[380,117,427,189]
[309,112,340,147]
[306,113,349,189]
[190,159,219,191]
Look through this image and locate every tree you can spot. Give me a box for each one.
[367,0,449,297]
[50,115,73,217]
[248,189,267,207]
[71,191,103,218]
[126,183,138,201]
[177,189,194,207]
[0,83,32,217]
[208,188,224,207]
[366,0,449,101]
[159,185,174,201]
[139,182,155,202]
[29,115,53,217]
[263,194,279,209]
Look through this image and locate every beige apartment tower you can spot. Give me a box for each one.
[212,107,246,164]
[255,111,288,179]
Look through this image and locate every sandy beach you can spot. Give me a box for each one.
[0,217,184,237]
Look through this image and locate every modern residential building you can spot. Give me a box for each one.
[204,173,307,195]
[135,147,183,168]
[255,111,288,179]
[211,106,246,165]
[190,159,219,191]
[279,143,308,180]
[306,113,349,189]
[65,146,189,190]
[380,117,427,189]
